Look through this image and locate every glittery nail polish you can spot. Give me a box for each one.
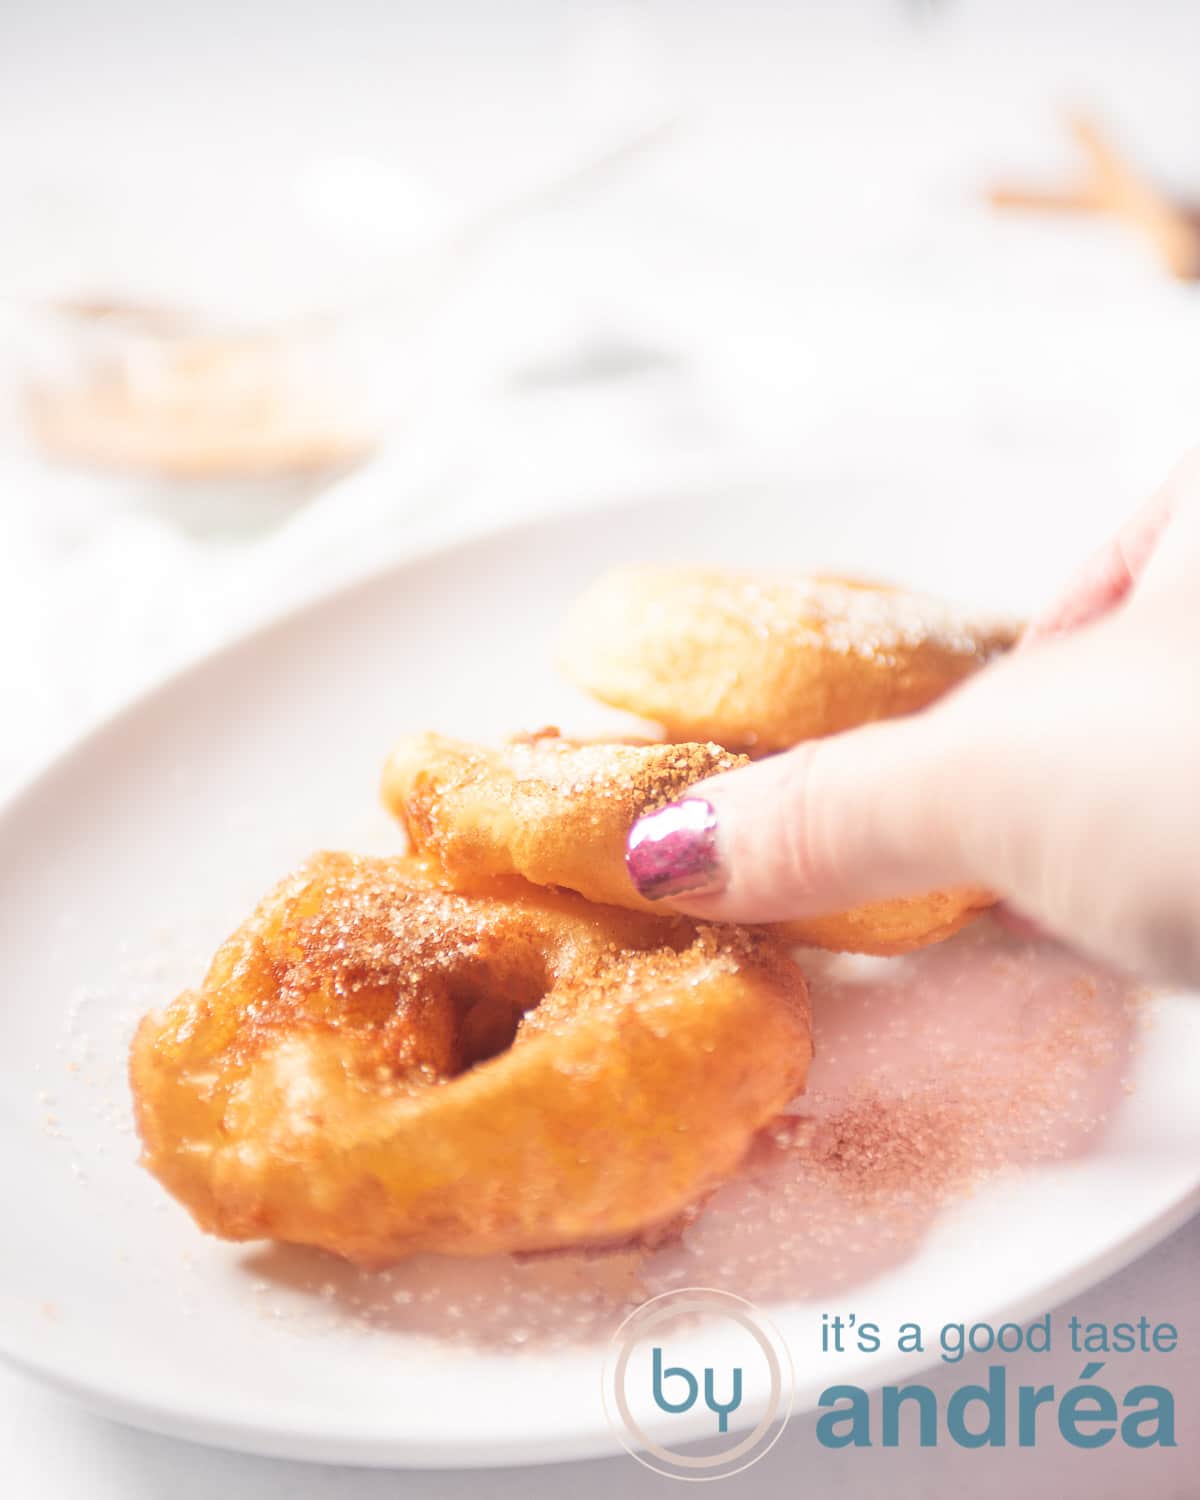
[625,797,726,901]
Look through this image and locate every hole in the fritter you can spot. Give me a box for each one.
[447,961,550,1072]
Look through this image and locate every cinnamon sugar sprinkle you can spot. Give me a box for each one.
[503,728,744,812]
[398,728,743,832]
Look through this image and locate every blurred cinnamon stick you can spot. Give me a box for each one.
[1067,114,1200,280]
[987,113,1200,282]
[985,183,1101,214]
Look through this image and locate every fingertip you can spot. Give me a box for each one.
[636,715,982,926]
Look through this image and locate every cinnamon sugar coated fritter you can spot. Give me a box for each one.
[382,728,744,913]
[558,565,1019,753]
[220,925,1139,1350]
[130,853,812,1265]
[384,728,993,954]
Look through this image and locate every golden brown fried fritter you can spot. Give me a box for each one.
[131,853,812,1265]
[382,728,743,912]
[384,730,992,955]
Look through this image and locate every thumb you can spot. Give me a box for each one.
[625,709,977,924]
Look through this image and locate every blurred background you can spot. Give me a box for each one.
[4,0,1200,792]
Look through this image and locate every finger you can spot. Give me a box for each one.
[989,903,1050,942]
[1022,447,1200,648]
[1021,485,1174,647]
[625,712,976,924]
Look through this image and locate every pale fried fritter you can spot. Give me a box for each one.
[559,565,1018,755]
[130,853,812,1265]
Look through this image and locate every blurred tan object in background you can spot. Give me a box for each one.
[22,300,377,479]
[988,111,1200,280]
[13,116,672,487]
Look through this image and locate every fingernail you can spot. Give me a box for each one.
[626,797,726,901]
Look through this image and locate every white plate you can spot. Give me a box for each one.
[1,480,1199,1468]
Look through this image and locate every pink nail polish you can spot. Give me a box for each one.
[626,797,726,901]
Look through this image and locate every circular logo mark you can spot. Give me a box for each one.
[601,1287,794,1481]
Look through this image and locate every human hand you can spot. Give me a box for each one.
[625,452,1200,984]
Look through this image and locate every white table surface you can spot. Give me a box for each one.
[3,2,1200,1494]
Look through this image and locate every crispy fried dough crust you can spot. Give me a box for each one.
[382,728,742,913]
[384,730,992,955]
[131,853,812,1264]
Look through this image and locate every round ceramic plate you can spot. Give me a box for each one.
[1,479,1198,1467]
